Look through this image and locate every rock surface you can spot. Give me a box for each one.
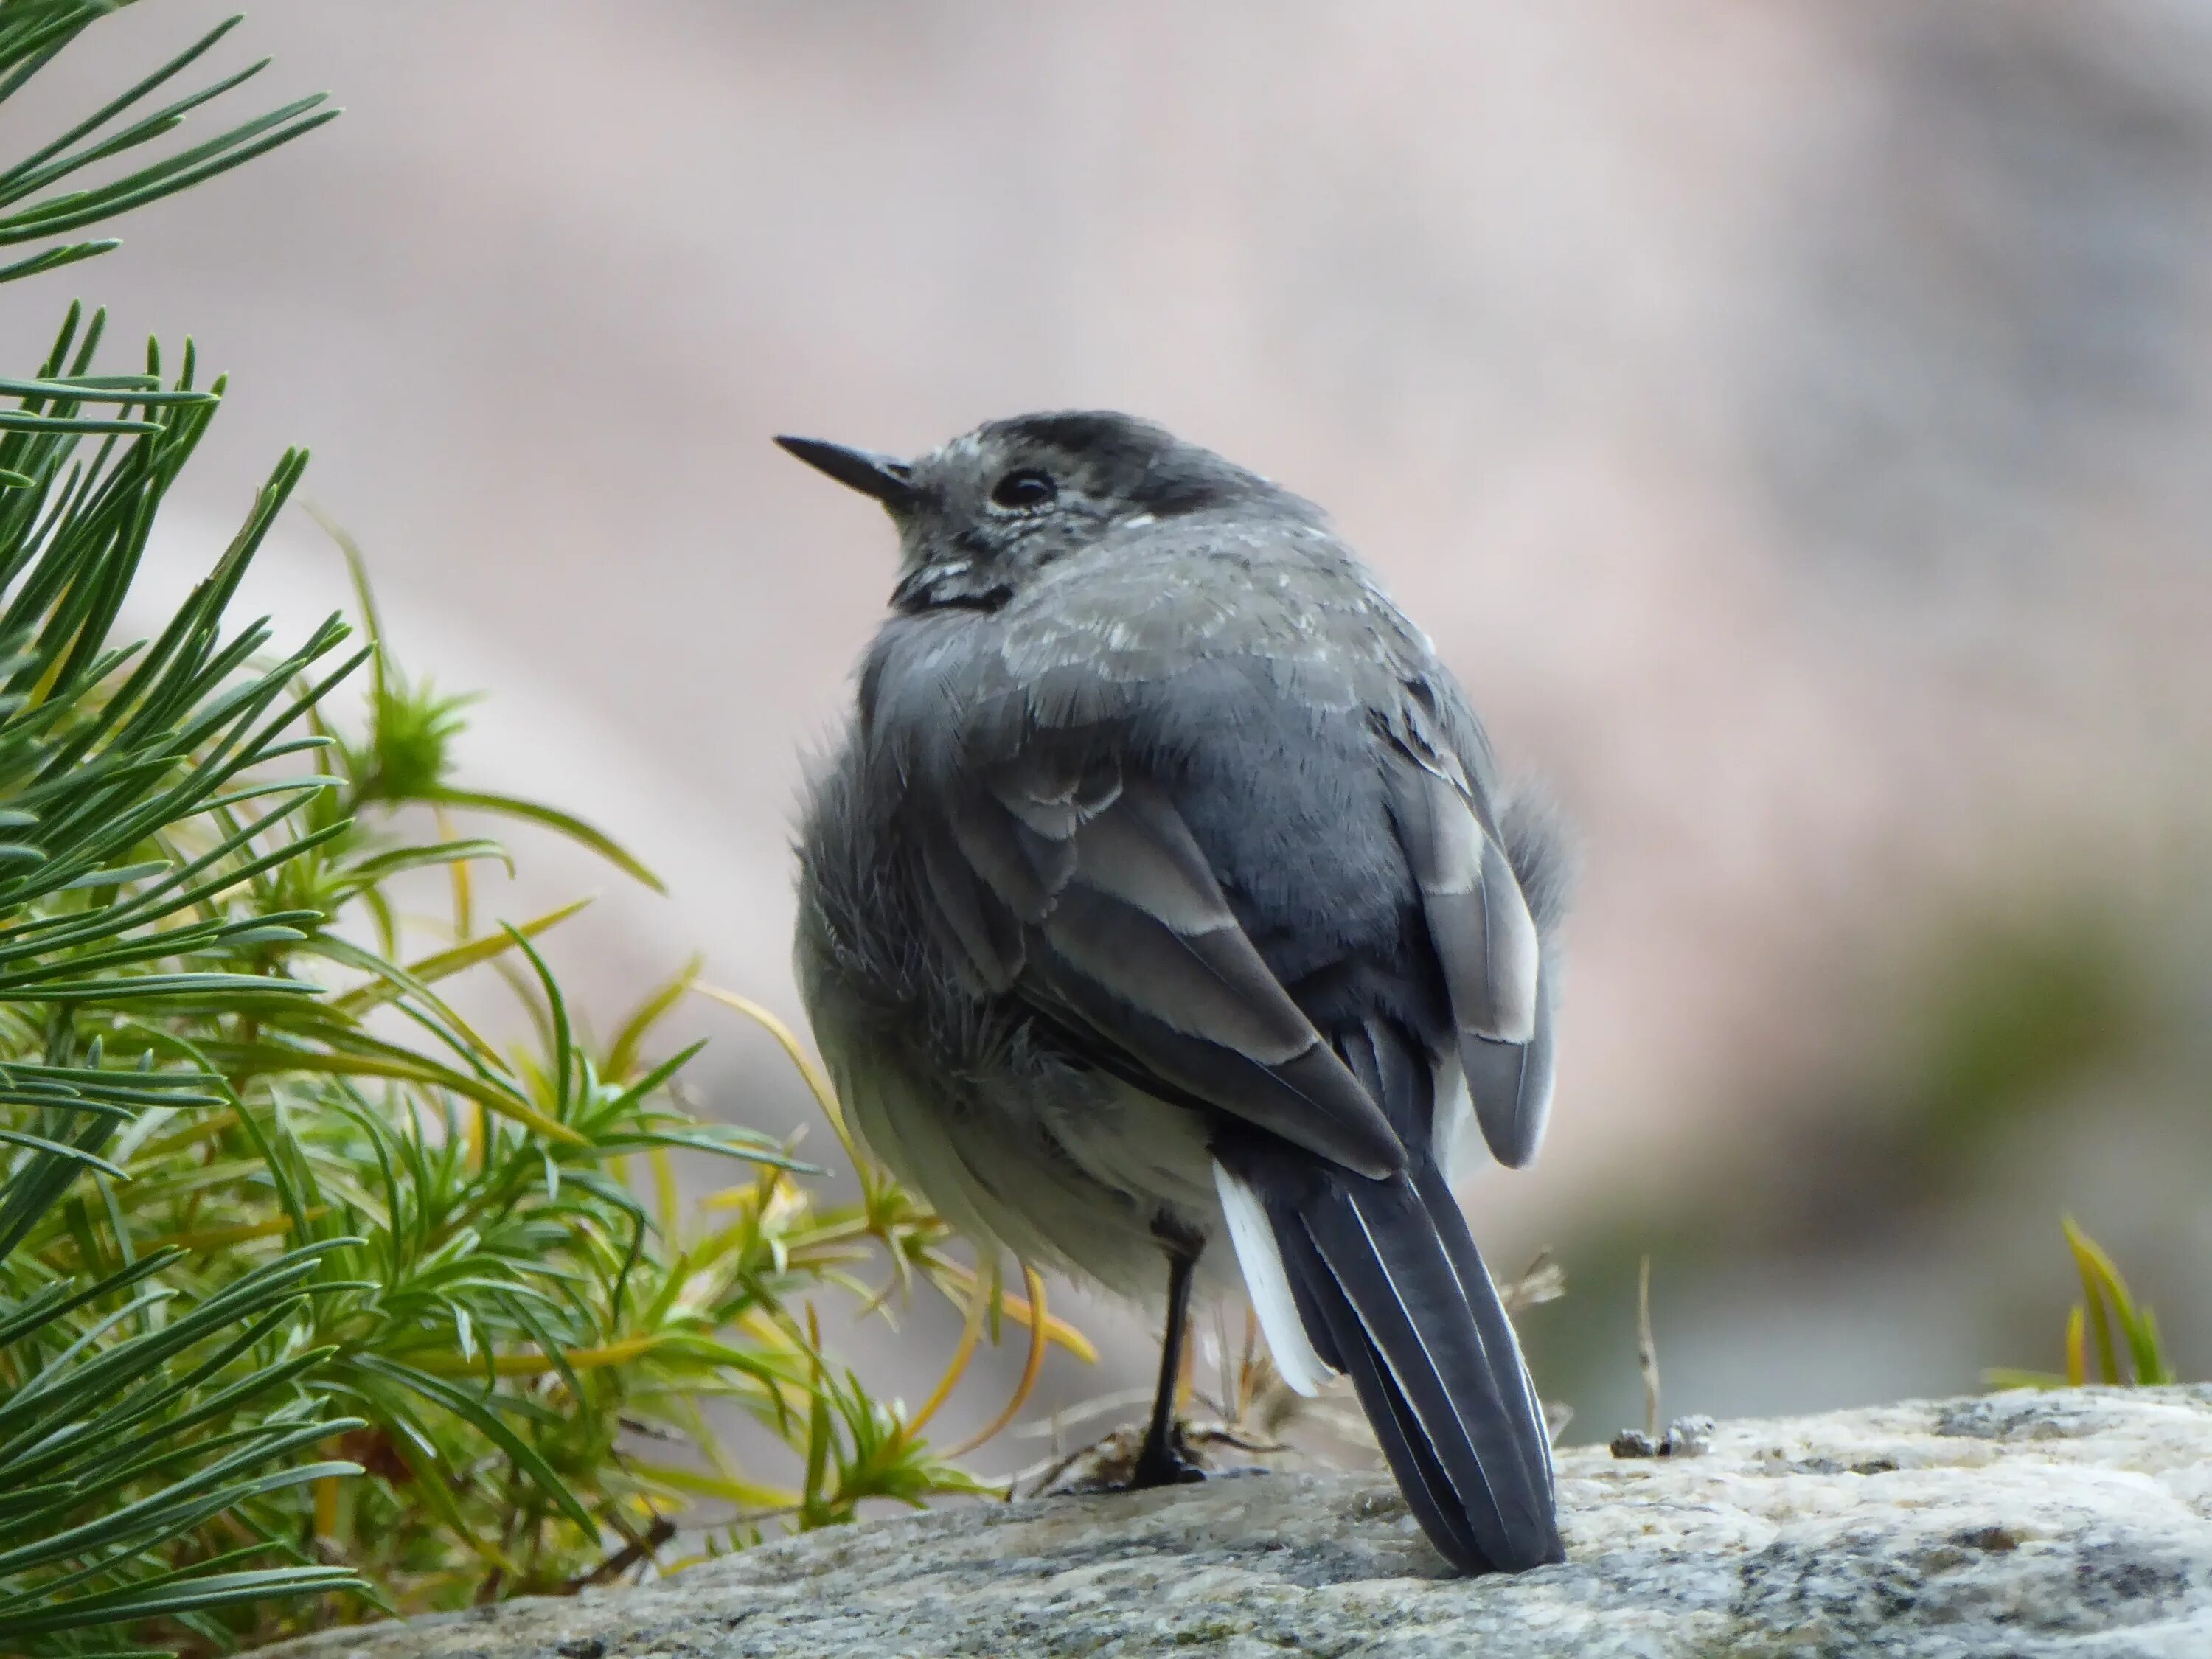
[266,1387,2212,1658]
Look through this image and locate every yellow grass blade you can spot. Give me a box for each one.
[904,1270,990,1442]
[652,1147,680,1240]
[626,1461,799,1510]
[434,804,476,942]
[946,1263,1052,1459]
[414,1332,667,1379]
[2063,1216,2124,1384]
[146,1208,327,1251]
[931,1256,1099,1364]
[692,984,858,1163]
[329,897,591,1019]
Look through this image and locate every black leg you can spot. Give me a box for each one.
[1127,1248,1206,1490]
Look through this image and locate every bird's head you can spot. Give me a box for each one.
[776,410,1301,612]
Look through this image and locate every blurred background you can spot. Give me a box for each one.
[15,0,2211,1464]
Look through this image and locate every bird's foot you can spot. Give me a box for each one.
[1028,1418,1285,1497]
[1127,1421,1209,1491]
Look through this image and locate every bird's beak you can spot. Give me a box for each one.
[774,435,917,509]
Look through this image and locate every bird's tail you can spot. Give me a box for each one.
[1268,1158,1562,1573]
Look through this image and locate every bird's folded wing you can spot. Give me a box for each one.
[1376,694,1553,1169]
[919,748,1406,1180]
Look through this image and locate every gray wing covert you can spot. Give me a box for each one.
[915,740,1406,1182]
[1376,676,1557,1169]
[865,546,1407,1182]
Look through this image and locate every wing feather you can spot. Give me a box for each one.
[1381,723,1554,1169]
[925,754,1405,1180]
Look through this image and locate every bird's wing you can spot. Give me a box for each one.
[1374,677,1556,1169]
[918,740,1407,1181]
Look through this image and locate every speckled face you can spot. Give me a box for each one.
[780,411,1292,614]
[886,416,1165,611]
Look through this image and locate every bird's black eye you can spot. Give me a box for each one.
[990,468,1057,510]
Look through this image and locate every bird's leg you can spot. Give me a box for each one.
[1127,1242,1207,1490]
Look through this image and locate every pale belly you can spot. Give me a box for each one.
[804,976,1231,1303]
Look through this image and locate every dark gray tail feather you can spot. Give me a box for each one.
[1270,1164,1562,1574]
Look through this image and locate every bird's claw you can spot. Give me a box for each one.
[1127,1422,1210,1490]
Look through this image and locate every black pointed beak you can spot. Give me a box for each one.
[774,435,917,509]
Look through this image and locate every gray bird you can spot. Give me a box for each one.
[781,411,1569,1574]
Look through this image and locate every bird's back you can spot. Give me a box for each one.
[866,509,1492,1032]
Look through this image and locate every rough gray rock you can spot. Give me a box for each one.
[266,1387,2212,1658]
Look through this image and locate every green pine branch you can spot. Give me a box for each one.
[0,3,334,285]
[0,9,1086,1657]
